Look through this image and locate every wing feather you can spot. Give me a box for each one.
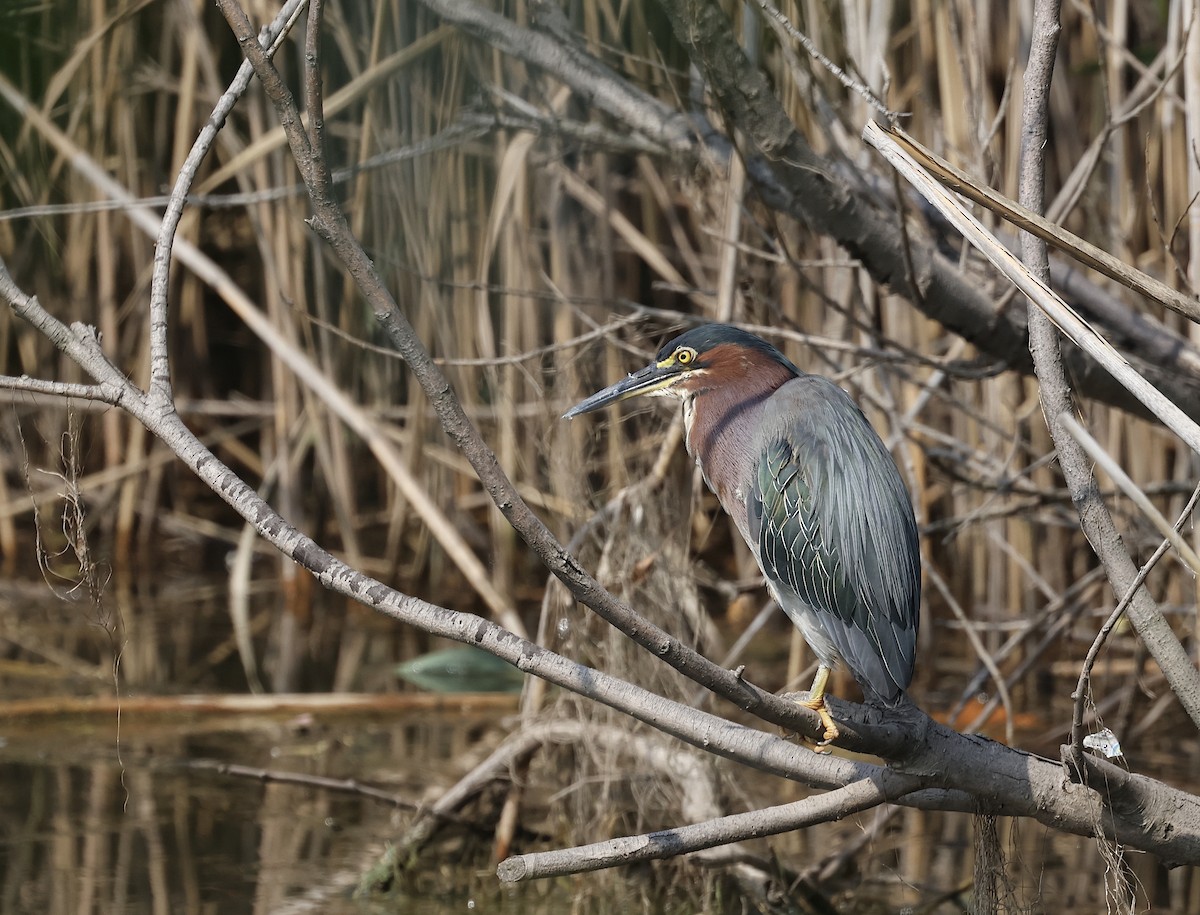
[747,376,920,703]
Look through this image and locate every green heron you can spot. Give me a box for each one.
[565,324,920,743]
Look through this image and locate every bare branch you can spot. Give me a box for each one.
[147,0,309,408]
[0,374,120,405]
[752,0,894,117]
[498,774,915,882]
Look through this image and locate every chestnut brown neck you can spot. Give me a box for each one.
[682,346,798,535]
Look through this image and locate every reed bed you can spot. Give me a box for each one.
[1,0,1199,910]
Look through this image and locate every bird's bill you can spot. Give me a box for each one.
[562,363,680,419]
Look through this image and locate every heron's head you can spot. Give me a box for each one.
[563,324,801,419]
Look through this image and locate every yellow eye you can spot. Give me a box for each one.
[676,347,695,365]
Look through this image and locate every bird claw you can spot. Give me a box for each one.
[795,695,840,747]
[797,730,836,754]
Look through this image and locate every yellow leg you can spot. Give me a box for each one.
[796,665,840,745]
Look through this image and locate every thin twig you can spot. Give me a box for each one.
[180,758,438,812]
[1068,481,1200,768]
[0,375,121,404]
[926,565,1014,745]
[752,0,895,118]
[147,0,308,407]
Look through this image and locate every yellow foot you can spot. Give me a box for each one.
[796,696,840,746]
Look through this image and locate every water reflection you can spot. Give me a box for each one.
[0,696,533,915]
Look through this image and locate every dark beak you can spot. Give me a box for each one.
[562,363,679,419]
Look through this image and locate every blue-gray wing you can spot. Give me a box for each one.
[747,376,920,703]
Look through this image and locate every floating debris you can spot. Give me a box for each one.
[394,647,524,694]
